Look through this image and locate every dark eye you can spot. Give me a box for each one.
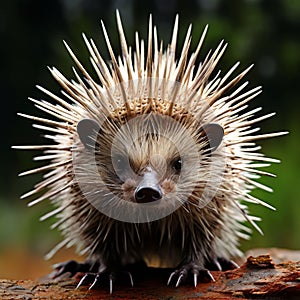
[172,157,182,172]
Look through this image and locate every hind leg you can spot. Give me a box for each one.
[206,257,239,271]
[50,260,96,279]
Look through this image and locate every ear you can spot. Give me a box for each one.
[77,118,101,150]
[200,123,224,152]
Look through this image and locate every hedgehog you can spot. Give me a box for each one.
[14,11,287,293]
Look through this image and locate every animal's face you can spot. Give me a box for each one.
[108,114,197,204]
[75,112,225,222]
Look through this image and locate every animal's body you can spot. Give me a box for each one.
[14,12,286,292]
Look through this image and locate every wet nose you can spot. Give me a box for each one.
[135,186,162,203]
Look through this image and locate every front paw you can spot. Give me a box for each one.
[167,262,215,287]
[76,269,134,294]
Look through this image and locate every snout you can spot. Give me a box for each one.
[134,171,162,203]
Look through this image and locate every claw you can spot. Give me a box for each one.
[167,271,176,286]
[76,273,91,289]
[213,259,222,271]
[205,270,215,282]
[175,274,184,287]
[89,274,100,290]
[229,260,240,269]
[193,273,198,287]
[109,274,113,294]
[127,272,134,287]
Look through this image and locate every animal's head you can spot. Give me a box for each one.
[75,96,225,222]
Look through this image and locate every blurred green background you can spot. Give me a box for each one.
[0,0,299,279]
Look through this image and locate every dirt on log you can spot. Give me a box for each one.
[0,254,299,299]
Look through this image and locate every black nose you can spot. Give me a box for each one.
[135,187,162,203]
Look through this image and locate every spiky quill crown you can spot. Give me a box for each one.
[14,11,287,260]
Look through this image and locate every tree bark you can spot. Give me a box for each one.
[1,253,299,299]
